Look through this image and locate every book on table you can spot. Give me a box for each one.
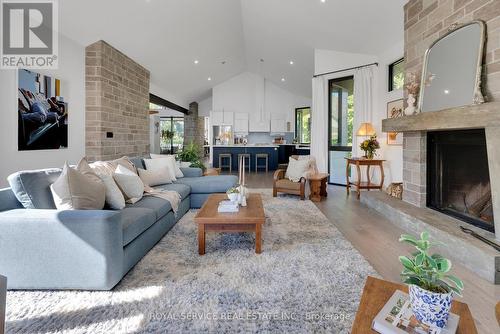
[372,290,459,334]
[217,200,239,213]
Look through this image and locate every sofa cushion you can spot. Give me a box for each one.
[121,207,157,246]
[153,183,191,200]
[275,179,301,191]
[129,157,145,170]
[126,196,172,220]
[7,168,62,209]
[175,175,238,194]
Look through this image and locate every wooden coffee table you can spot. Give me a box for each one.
[309,173,329,202]
[352,276,477,333]
[194,193,265,255]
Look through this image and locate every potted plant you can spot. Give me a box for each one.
[399,232,464,328]
[176,142,205,170]
[226,187,240,202]
[360,135,380,159]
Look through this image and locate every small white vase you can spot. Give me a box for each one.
[405,93,417,116]
[227,193,238,203]
[409,284,453,328]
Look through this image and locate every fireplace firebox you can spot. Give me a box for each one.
[427,129,494,232]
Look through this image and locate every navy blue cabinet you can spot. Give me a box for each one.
[213,146,279,171]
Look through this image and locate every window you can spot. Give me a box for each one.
[389,58,404,91]
[328,76,354,185]
[160,117,184,154]
[295,107,311,144]
[329,76,354,148]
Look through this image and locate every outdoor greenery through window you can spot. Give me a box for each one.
[389,58,405,91]
[160,118,184,154]
[329,76,354,148]
[295,107,311,144]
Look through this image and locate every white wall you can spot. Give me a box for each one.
[199,97,212,117]
[0,35,86,188]
[313,45,404,186]
[150,82,189,110]
[212,71,311,127]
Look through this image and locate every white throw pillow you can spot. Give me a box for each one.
[113,165,144,202]
[97,173,126,209]
[138,168,172,186]
[150,154,184,178]
[285,157,311,182]
[50,161,106,210]
[144,157,177,181]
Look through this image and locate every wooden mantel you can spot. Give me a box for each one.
[382,102,500,132]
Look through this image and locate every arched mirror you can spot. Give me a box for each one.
[418,21,486,113]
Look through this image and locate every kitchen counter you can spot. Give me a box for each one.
[212,144,279,148]
[212,146,279,171]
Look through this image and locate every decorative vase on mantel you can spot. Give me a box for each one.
[404,93,417,116]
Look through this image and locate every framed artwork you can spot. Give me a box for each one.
[387,98,404,145]
[17,69,68,151]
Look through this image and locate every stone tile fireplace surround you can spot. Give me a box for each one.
[374,102,500,283]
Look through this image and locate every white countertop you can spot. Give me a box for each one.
[212,144,279,148]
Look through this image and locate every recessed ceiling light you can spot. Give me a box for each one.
[289,60,294,65]
[281,78,286,82]
[444,89,450,94]
[321,0,326,3]
[194,60,199,64]
[208,77,212,81]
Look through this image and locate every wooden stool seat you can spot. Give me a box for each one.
[255,153,268,172]
[219,153,232,173]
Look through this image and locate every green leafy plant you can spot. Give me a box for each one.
[176,142,205,171]
[399,232,464,296]
[227,187,240,194]
[161,129,174,141]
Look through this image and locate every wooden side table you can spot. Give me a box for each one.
[352,276,477,333]
[203,168,221,176]
[308,173,329,202]
[345,158,385,199]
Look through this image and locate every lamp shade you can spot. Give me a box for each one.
[356,122,376,136]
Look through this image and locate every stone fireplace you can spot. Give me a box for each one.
[427,129,493,232]
[375,103,500,283]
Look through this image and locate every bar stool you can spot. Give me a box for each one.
[219,153,232,173]
[255,153,268,172]
[238,153,251,173]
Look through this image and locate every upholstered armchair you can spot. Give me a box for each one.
[273,155,318,200]
[273,169,306,200]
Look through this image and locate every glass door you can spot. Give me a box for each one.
[160,117,184,154]
[328,76,354,185]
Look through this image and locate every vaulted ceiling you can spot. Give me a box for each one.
[60,0,406,106]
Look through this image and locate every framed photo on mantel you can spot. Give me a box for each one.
[387,99,404,145]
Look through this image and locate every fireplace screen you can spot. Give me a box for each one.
[427,129,494,232]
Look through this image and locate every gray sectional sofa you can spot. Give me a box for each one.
[0,157,238,290]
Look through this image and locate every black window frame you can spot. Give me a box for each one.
[388,58,405,92]
[295,107,311,145]
[328,75,354,152]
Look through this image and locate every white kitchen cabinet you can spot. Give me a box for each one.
[270,118,286,134]
[210,111,234,126]
[249,118,270,132]
[234,113,249,133]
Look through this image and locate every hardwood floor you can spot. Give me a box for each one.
[230,170,500,333]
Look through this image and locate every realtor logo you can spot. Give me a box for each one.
[1,0,58,69]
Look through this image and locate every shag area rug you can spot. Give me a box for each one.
[6,190,378,333]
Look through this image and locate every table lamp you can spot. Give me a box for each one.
[356,122,376,138]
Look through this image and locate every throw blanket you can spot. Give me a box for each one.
[144,185,182,214]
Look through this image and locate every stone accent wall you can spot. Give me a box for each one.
[402,0,500,206]
[402,132,427,207]
[184,102,205,152]
[85,40,150,161]
[404,0,500,101]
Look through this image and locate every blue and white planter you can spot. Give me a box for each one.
[409,284,453,328]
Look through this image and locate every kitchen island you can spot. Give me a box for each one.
[213,145,279,171]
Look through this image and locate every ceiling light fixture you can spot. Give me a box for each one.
[321,0,326,3]
[289,60,294,65]
[281,78,286,82]
[208,77,212,81]
[194,60,199,64]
